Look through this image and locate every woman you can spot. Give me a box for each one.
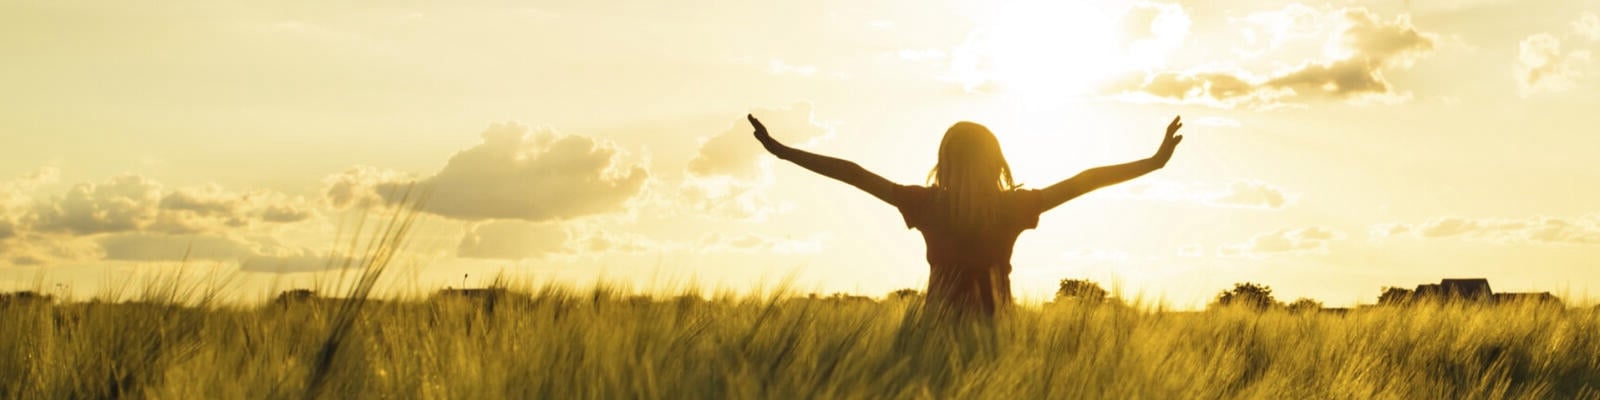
[749,114,1184,317]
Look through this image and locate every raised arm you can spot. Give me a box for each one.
[1039,116,1184,212]
[748,114,899,205]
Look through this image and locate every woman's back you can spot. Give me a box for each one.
[746,114,1184,320]
[893,185,1045,315]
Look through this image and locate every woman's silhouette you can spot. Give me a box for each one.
[749,114,1184,318]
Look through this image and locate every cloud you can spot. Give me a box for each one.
[896,48,947,61]
[1220,226,1344,257]
[1060,249,1131,262]
[1188,116,1241,128]
[0,235,101,267]
[1233,3,1327,54]
[1116,7,1437,108]
[1112,179,1294,209]
[0,168,60,241]
[150,185,315,234]
[687,102,833,180]
[698,233,823,254]
[31,174,163,235]
[678,103,831,220]
[329,123,649,222]
[1373,216,1600,245]
[454,220,663,260]
[26,175,313,237]
[674,178,786,221]
[1120,1,1191,68]
[322,166,409,209]
[1367,223,1412,239]
[97,233,257,262]
[240,252,359,273]
[1209,180,1291,209]
[1516,33,1592,96]
[456,220,571,260]
[262,204,314,223]
[1574,12,1600,42]
[767,59,818,77]
[1177,244,1204,257]
[1,170,318,267]
[575,229,656,254]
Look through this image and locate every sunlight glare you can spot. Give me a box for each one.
[950,1,1128,105]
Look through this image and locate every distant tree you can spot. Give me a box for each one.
[1056,279,1109,303]
[0,291,53,307]
[887,288,921,301]
[1378,286,1414,306]
[1212,282,1279,311]
[1287,297,1323,313]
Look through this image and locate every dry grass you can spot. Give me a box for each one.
[2,284,1598,399]
[3,189,1598,399]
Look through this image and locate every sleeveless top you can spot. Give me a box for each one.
[891,185,1045,316]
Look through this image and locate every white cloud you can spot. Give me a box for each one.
[1121,1,1191,68]
[1177,244,1204,257]
[687,102,833,180]
[1111,179,1294,209]
[31,174,163,235]
[1574,12,1600,42]
[896,48,947,62]
[321,166,409,210]
[1188,116,1241,128]
[453,220,665,261]
[681,103,831,220]
[767,59,818,77]
[1233,3,1328,55]
[329,123,649,223]
[1210,180,1291,209]
[1516,33,1592,96]
[1220,226,1344,257]
[1117,7,1437,108]
[456,220,571,260]
[675,177,784,221]
[698,233,823,254]
[1060,249,1131,262]
[1374,216,1600,245]
[0,170,322,268]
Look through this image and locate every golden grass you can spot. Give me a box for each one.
[3,188,1597,399]
[2,285,1598,399]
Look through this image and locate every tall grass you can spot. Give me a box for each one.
[3,283,1598,399]
[3,185,1598,399]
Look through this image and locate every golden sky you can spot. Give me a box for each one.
[4,0,1600,307]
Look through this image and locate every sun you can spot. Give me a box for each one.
[949,1,1185,108]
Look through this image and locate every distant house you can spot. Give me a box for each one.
[1388,278,1560,306]
[1414,278,1493,301]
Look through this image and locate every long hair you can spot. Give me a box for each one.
[926,121,1018,233]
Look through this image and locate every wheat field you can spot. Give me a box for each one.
[2,280,1598,400]
[4,205,1597,399]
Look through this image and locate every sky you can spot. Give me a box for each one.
[3,0,1600,308]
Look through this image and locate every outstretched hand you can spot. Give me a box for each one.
[748,114,787,155]
[1153,115,1184,167]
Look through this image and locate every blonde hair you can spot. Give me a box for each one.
[926,121,1018,233]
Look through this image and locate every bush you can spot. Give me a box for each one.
[1212,282,1279,311]
[1056,279,1109,303]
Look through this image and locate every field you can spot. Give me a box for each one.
[3,283,1599,400]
